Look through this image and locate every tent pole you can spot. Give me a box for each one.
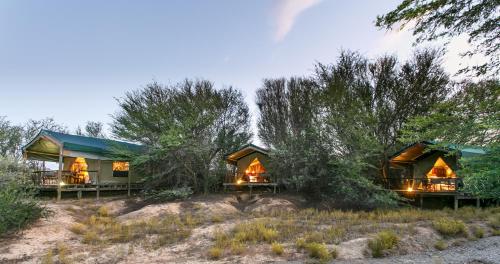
[57,148,63,201]
[96,159,101,200]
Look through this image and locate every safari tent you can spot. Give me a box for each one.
[23,130,144,200]
[388,141,485,209]
[223,144,277,193]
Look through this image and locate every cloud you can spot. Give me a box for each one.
[273,0,321,42]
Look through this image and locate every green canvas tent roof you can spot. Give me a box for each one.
[226,143,269,164]
[390,140,486,164]
[23,130,143,161]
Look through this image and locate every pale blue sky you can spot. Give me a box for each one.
[0,0,473,140]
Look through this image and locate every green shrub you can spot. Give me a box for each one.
[271,242,284,255]
[368,230,399,258]
[0,172,45,236]
[434,240,447,250]
[432,219,466,237]
[492,229,500,236]
[144,187,193,202]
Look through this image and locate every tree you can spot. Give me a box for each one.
[316,49,449,180]
[376,0,500,76]
[112,80,251,193]
[400,79,499,146]
[76,121,106,138]
[0,117,23,158]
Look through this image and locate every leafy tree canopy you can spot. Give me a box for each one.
[112,79,251,193]
[376,0,500,76]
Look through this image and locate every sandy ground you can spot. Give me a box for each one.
[0,194,499,264]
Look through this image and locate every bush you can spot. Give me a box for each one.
[233,220,278,243]
[144,187,193,202]
[368,230,399,258]
[432,219,466,237]
[0,172,45,236]
[434,240,447,250]
[271,242,284,255]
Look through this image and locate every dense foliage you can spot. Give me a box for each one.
[376,0,500,76]
[401,80,500,199]
[256,49,449,209]
[0,157,44,236]
[112,80,251,193]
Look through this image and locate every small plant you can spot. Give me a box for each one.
[230,240,245,255]
[41,249,54,264]
[296,237,307,249]
[330,247,338,259]
[271,242,284,255]
[83,230,100,244]
[211,214,224,223]
[471,226,485,239]
[305,242,331,261]
[492,229,500,236]
[434,240,448,251]
[432,218,466,237]
[488,214,500,229]
[368,230,399,258]
[69,223,87,235]
[208,247,223,260]
[97,206,109,217]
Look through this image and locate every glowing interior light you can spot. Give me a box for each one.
[59,181,66,186]
[407,187,413,192]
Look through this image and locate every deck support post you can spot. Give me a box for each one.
[127,168,131,197]
[476,198,480,208]
[57,148,63,201]
[96,159,101,200]
[249,185,253,197]
[77,190,82,200]
[454,196,458,211]
[273,184,276,194]
[419,195,423,209]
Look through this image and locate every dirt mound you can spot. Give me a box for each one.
[336,237,369,259]
[118,202,183,222]
[243,197,297,213]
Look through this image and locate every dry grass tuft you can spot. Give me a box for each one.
[432,218,467,237]
[208,247,223,260]
[271,242,284,255]
[471,226,485,239]
[304,242,331,261]
[434,240,448,251]
[368,230,399,258]
[69,223,87,235]
[41,249,54,264]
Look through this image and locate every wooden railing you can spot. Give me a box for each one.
[32,170,98,186]
[224,172,274,183]
[382,177,462,192]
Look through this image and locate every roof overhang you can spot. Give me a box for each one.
[226,144,269,164]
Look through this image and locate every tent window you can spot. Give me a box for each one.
[113,161,129,177]
[70,157,90,183]
[426,157,455,178]
[244,158,267,183]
